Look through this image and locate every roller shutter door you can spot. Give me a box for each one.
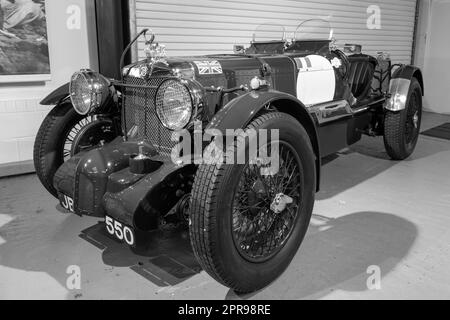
[133,0,417,64]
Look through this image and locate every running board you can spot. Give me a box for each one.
[308,100,354,125]
[308,98,385,126]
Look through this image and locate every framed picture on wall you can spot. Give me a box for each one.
[0,0,51,83]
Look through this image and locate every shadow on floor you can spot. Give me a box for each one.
[316,134,450,201]
[70,137,424,289]
[226,211,417,300]
[76,210,417,298]
[79,223,201,287]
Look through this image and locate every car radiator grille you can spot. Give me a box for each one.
[123,76,178,156]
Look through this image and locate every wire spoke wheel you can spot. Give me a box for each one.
[62,116,96,161]
[189,112,316,293]
[232,142,303,263]
[384,78,423,160]
[405,90,420,146]
[34,102,119,198]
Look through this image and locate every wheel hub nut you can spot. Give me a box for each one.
[413,112,419,129]
[270,193,294,214]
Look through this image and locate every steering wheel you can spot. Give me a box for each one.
[331,49,350,79]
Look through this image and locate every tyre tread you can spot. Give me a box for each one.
[189,112,305,292]
[33,103,81,197]
[384,78,422,160]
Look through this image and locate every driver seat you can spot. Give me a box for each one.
[347,54,377,100]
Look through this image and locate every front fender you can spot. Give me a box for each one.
[40,83,70,105]
[207,90,322,191]
[385,65,424,112]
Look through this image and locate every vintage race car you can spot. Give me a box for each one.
[34,20,423,293]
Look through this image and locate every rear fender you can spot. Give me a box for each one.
[207,90,322,191]
[385,65,424,112]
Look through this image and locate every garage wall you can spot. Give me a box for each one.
[134,0,417,64]
[0,0,98,175]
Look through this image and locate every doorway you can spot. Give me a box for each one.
[415,0,450,115]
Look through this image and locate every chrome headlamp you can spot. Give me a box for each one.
[69,70,111,115]
[155,79,194,131]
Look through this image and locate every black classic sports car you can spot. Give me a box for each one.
[34,20,423,293]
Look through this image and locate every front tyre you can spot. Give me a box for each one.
[384,78,423,160]
[33,102,116,198]
[189,113,316,293]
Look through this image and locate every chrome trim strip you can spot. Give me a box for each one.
[112,82,159,90]
[352,98,385,114]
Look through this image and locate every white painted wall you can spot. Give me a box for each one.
[416,0,450,115]
[0,0,97,166]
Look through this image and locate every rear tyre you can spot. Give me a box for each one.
[384,78,423,160]
[189,112,316,293]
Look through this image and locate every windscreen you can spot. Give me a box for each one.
[252,23,286,42]
[294,19,333,41]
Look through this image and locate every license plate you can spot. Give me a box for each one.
[105,216,135,246]
[60,194,74,213]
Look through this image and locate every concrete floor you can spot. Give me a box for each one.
[1,112,450,300]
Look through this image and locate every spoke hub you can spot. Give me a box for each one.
[232,142,301,262]
[252,180,266,196]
